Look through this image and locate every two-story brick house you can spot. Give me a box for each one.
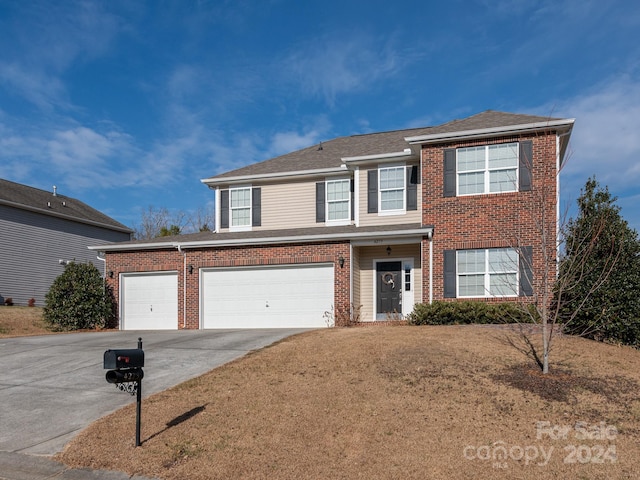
[91,110,574,330]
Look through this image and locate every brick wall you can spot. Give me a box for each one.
[105,241,350,329]
[421,132,558,302]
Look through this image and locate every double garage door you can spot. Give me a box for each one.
[202,264,334,329]
[120,264,334,330]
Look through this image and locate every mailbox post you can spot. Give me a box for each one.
[104,337,144,447]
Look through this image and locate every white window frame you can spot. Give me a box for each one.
[457,143,519,196]
[325,178,351,226]
[456,248,519,298]
[229,186,252,231]
[378,164,405,215]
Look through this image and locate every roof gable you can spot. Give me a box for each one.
[0,179,132,233]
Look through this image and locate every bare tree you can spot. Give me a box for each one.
[504,140,620,374]
[133,206,187,240]
[133,206,214,240]
[184,206,215,233]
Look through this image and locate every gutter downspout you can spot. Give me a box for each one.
[429,230,433,304]
[177,244,187,328]
[96,254,106,277]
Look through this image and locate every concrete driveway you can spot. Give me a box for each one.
[0,329,307,456]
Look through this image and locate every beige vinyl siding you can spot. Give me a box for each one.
[218,179,318,233]
[257,179,318,230]
[358,164,422,227]
[352,247,361,315]
[356,243,422,322]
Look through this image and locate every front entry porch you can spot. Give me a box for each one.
[351,242,423,322]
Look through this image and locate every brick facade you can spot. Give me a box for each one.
[105,242,350,329]
[421,132,558,302]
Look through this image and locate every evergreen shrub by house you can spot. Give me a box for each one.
[44,262,116,331]
[407,301,535,326]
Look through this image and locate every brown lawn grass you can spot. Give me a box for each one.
[0,306,52,337]
[58,325,640,480]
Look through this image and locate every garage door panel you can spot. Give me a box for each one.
[202,264,333,329]
[121,272,178,330]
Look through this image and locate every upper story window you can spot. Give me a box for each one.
[219,186,261,231]
[230,187,251,228]
[367,164,419,215]
[316,178,352,225]
[457,143,518,195]
[379,166,406,212]
[326,179,350,222]
[444,141,532,198]
[457,248,519,297]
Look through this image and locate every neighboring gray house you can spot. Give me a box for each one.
[0,179,133,306]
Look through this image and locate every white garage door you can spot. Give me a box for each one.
[202,264,334,328]
[121,272,178,330]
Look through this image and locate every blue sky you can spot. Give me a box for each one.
[1,0,639,233]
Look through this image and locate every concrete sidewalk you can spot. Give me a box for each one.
[0,329,307,479]
[0,451,158,480]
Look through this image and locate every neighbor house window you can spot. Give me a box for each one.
[457,143,518,195]
[379,166,405,212]
[457,248,518,297]
[230,187,251,228]
[326,179,350,222]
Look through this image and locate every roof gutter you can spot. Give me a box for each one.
[201,165,348,187]
[89,226,434,252]
[342,148,416,165]
[405,119,576,145]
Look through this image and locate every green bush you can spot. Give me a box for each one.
[406,301,535,326]
[44,262,117,331]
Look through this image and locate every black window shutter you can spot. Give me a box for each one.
[350,179,355,220]
[316,182,325,223]
[519,141,533,192]
[443,148,456,197]
[251,187,261,226]
[520,246,533,296]
[443,249,456,298]
[407,165,418,211]
[367,169,378,213]
[220,190,229,228]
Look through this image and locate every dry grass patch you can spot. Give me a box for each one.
[0,306,52,337]
[59,326,640,479]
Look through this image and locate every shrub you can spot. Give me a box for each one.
[407,301,535,326]
[324,304,363,327]
[44,262,117,331]
[4,297,13,306]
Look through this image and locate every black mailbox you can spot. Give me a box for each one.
[104,348,145,369]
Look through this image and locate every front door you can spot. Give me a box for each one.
[376,261,402,320]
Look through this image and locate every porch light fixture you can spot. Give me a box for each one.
[338,255,345,268]
[187,265,194,274]
[108,270,114,279]
[386,246,392,256]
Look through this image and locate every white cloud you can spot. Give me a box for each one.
[555,75,640,189]
[0,0,120,110]
[536,73,640,231]
[285,33,406,106]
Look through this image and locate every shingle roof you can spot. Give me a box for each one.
[0,178,133,233]
[204,110,571,182]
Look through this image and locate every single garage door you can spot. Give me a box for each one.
[121,272,178,330]
[202,264,334,328]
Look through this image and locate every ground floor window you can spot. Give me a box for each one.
[456,248,519,297]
